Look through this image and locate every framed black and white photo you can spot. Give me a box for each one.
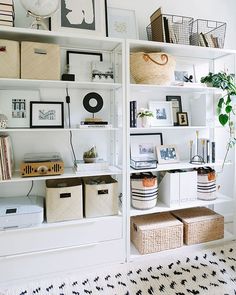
[130,133,163,160]
[156,145,180,164]
[91,61,114,83]
[177,112,189,126]
[50,0,108,37]
[107,7,138,39]
[0,90,40,128]
[166,96,182,126]
[30,102,64,128]
[67,51,103,82]
[149,101,173,126]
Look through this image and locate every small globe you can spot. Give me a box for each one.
[20,0,59,18]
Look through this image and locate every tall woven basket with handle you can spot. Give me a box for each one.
[130,52,176,85]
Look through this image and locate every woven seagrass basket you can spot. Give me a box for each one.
[171,207,224,245]
[131,212,183,254]
[130,52,176,85]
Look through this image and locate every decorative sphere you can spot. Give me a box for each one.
[20,0,59,18]
[0,114,8,129]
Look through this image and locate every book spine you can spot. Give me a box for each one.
[130,101,134,127]
[133,100,137,127]
[206,139,210,163]
[211,141,215,163]
[163,17,170,43]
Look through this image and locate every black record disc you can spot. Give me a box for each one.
[83,92,103,113]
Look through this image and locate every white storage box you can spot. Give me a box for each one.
[84,175,118,218]
[0,39,20,78]
[21,41,61,80]
[46,178,83,223]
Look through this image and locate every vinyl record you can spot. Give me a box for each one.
[83,92,103,113]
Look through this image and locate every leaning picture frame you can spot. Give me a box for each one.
[166,96,182,126]
[149,101,173,126]
[107,7,139,39]
[156,144,180,164]
[67,51,103,82]
[50,0,108,37]
[30,102,64,128]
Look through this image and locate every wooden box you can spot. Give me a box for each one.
[131,212,183,254]
[21,41,60,80]
[0,39,20,78]
[171,207,224,245]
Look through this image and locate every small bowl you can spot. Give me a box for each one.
[83,157,98,163]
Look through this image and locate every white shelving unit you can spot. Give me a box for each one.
[126,39,236,261]
[0,27,126,285]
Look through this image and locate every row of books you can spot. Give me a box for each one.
[196,32,220,48]
[0,0,15,27]
[130,101,137,128]
[192,138,215,164]
[0,135,13,180]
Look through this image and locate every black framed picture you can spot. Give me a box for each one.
[51,0,108,37]
[166,96,182,126]
[177,112,189,126]
[66,51,103,82]
[30,102,64,128]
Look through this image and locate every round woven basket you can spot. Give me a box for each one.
[130,52,176,85]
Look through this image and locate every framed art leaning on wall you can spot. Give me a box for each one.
[50,0,108,37]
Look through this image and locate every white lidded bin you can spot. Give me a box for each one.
[21,41,60,80]
[46,178,83,223]
[0,39,20,78]
[84,175,118,218]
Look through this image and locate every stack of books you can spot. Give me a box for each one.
[0,135,14,180]
[0,0,14,27]
[79,118,111,128]
[130,100,137,127]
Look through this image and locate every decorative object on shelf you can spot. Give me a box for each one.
[61,63,75,81]
[130,52,176,85]
[189,131,205,164]
[0,0,15,27]
[130,133,163,169]
[21,41,61,80]
[0,90,40,128]
[30,101,64,128]
[149,101,173,126]
[0,134,14,180]
[91,61,114,83]
[196,167,217,201]
[83,146,98,163]
[137,108,153,128]
[20,0,59,30]
[130,100,137,128]
[131,172,158,210]
[74,159,108,172]
[20,152,64,177]
[156,144,180,164]
[0,113,8,129]
[190,19,226,48]
[146,7,193,45]
[107,7,139,39]
[201,71,236,169]
[50,0,108,37]
[166,96,182,126]
[0,39,20,78]
[177,111,189,126]
[66,51,103,82]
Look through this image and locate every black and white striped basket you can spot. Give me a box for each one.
[131,173,158,210]
[197,167,217,200]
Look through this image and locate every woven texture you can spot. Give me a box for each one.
[130,52,176,85]
[0,39,20,78]
[21,41,60,80]
[171,207,224,245]
[131,212,183,254]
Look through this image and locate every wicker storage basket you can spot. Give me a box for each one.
[171,207,224,245]
[46,178,83,223]
[131,212,183,254]
[130,52,176,85]
[21,41,60,80]
[0,39,20,78]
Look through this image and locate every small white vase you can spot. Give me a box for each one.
[141,116,151,128]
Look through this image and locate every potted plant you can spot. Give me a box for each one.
[201,71,236,168]
[83,146,98,163]
[137,108,154,127]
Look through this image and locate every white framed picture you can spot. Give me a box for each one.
[0,90,40,128]
[149,101,173,126]
[156,144,180,164]
[107,7,139,39]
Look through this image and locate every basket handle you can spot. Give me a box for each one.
[143,53,168,66]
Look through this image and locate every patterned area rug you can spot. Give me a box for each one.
[3,241,236,295]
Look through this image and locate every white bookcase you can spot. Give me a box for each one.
[0,27,236,285]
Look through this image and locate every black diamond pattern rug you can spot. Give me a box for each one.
[2,241,236,295]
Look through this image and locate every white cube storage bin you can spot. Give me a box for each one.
[0,39,20,78]
[84,175,118,218]
[21,41,61,80]
[159,170,197,205]
[46,178,83,223]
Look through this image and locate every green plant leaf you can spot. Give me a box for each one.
[226,95,231,105]
[217,97,224,108]
[225,105,232,113]
[219,114,229,126]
